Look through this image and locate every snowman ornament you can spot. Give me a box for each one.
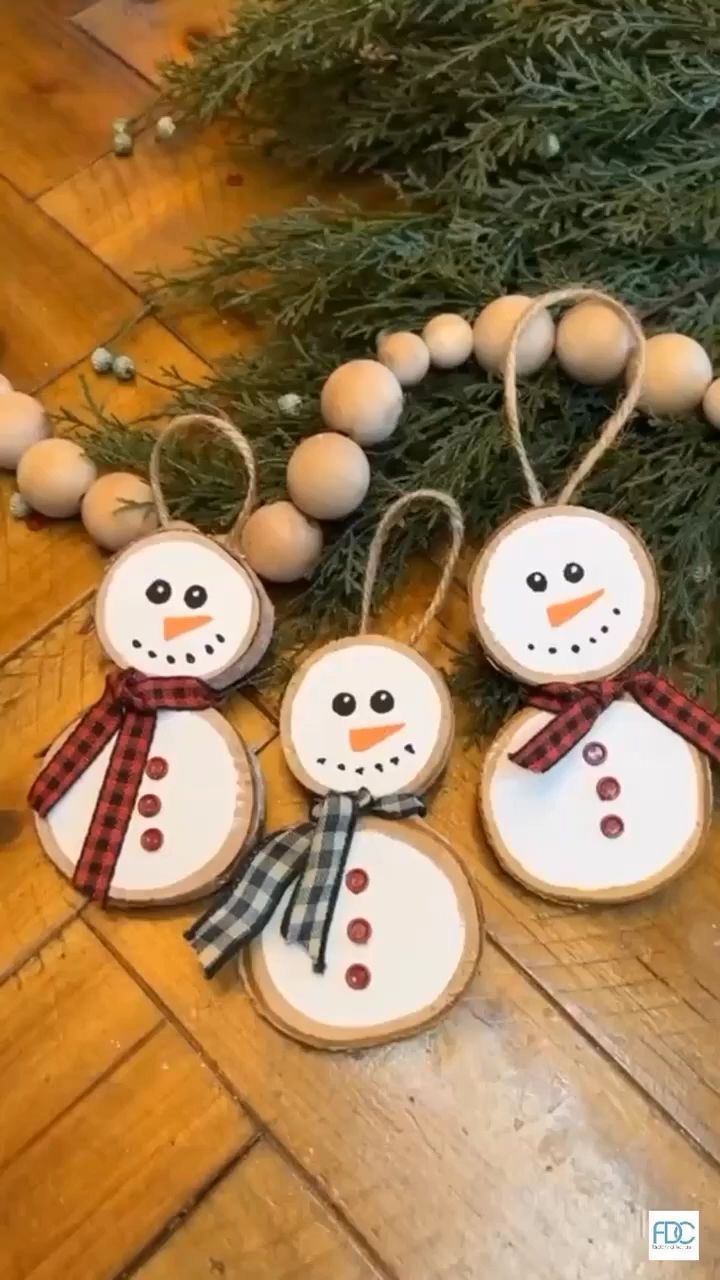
[471,289,720,903]
[29,414,274,907]
[187,491,483,1050]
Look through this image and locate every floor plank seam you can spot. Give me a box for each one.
[0,902,84,986]
[0,1018,163,1176]
[68,15,160,93]
[0,588,95,670]
[484,930,720,1175]
[112,1132,262,1280]
[82,914,400,1280]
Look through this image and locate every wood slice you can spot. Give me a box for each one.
[242,815,483,1050]
[480,701,711,903]
[35,709,263,907]
[95,527,266,687]
[280,635,454,799]
[468,505,659,685]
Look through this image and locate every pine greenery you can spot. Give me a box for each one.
[69,0,720,731]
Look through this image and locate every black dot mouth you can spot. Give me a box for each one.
[124,639,223,667]
[525,608,623,660]
[314,744,417,776]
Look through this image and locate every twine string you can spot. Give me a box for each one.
[359,490,465,645]
[503,287,647,507]
[149,411,257,536]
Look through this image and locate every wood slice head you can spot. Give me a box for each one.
[95,526,273,689]
[468,505,659,685]
[279,635,454,798]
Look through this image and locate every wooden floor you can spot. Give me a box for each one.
[1,4,720,1277]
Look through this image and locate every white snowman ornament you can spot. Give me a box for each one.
[30,414,274,907]
[471,289,718,903]
[187,492,483,1051]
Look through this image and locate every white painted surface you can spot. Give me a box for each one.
[288,642,443,797]
[477,511,651,679]
[101,536,257,678]
[46,711,243,894]
[255,826,467,1029]
[486,702,702,893]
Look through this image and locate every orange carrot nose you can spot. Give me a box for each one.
[546,589,604,627]
[349,723,405,752]
[163,614,212,641]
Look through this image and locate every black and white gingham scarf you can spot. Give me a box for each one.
[185,787,425,978]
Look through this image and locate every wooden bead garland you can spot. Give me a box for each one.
[81,472,158,551]
[253,293,720,591]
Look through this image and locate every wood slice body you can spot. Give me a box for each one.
[243,815,482,1050]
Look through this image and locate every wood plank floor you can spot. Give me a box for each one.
[1,4,719,1278]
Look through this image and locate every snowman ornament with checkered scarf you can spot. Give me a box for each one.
[187,492,483,1051]
[471,290,719,904]
[29,415,273,908]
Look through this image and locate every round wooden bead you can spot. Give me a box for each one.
[376,331,430,386]
[0,375,13,394]
[556,301,633,385]
[473,294,555,376]
[421,314,473,369]
[632,333,712,415]
[320,360,403,446]
[287,433,370,521]
[81,472,158,551]
[702,378,720,428]
[240,501,323,583]
[17,438,97,517]
[0,392,50,470]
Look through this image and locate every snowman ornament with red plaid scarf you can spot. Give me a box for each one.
[470,289,719,904]
[29,415,274,908]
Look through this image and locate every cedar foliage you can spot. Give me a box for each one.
[71,0,720,728]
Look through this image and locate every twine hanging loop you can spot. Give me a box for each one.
[503,288,647,507]
[149,411,257,536]
[359,490,464,645]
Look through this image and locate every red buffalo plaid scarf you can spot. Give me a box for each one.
[29,668,220,902]
[510,672,720,774]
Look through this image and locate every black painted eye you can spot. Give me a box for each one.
[332,692,356,717]
[563,562,585,584]
[184,584,208,609]
[526,571,548,593]
[146,579,171,604]
[370,689,395,714]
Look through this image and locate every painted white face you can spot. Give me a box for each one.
[96,531,259,683]
[281,638,452,797]
[470,507,658,683]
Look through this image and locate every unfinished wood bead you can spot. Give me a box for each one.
[287,433,370,520]
[473,294,555,376]
[17,438,96,517]
[633,333,712,416]
[81,472,158,551]
[422,314,473,369]
[0,392,49,469]
[376,332,430,386]
[240,501,323,583]
[556,301,634,385]
[320,360,403,446]
[702,378,720,428]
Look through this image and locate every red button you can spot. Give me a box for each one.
[138,793,161,818]
[596,777,620,802]
[345,868,368,894]
[141,828,164,852]
[583,742,607,766]
[600,815,624,839]
[347,918,371,944]
[146,757,168,780]
[345,963,371,990]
